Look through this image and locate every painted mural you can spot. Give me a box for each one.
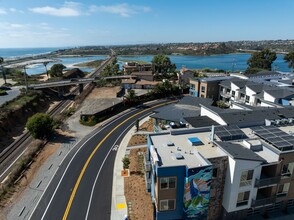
[183,166,212,219]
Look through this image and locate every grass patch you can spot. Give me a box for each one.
[119,59,150,65]
[74,60,104,68]
[1,90,40,111]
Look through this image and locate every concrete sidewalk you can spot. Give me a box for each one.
[111,116,151,220]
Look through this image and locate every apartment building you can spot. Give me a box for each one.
[146,128,228,219]
[190,77,232,100]
[145,123,294,219]
[219,78,294,107]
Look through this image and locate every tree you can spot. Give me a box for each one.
[246,49,277,73]
[135,119,140,132]
[0,57,6,84]
[125,89,137,105]
[26,113,55,139]
[122,156,130,170]
[101,58,120,77]
[151,55,176,75]
[152,80,180,97]
[49,63,66,77]
[284,52,294,71]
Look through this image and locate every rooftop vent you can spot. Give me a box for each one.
[174,152,184,160]
[166,141,174,146]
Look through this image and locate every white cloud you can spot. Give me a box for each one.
[0,8,7,15]
[29,2,81,17]
[90,3,151,17]
[9,8,24,13]
[0,22,29,30]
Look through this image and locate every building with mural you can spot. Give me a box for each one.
[146,128,228,219]
[145,123,294,219]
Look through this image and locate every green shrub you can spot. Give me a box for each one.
[26,113,55,139]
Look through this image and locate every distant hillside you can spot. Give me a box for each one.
[54,40,294,56]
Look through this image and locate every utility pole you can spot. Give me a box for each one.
[23,65,28,93]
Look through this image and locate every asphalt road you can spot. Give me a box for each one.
[30,99,176,220]
[0,87,21,106]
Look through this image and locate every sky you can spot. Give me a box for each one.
[0,0,293,48]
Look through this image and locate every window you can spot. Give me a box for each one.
[160,199,175,211]
[160,177,176,190]
[232,91,235,98]
[237,191,250,207]
[212,168,218,178]
[245,95,250,103]
[277,183,290,197]
[281,162,294,178]
[201,86,206,93]
[200,94,205,98]
[240,170,254,187]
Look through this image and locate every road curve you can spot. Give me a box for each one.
[30,99,176,220]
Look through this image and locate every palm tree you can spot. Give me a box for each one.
[0,57,7,84]
[125,89,137,105]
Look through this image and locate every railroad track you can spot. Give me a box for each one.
[0,99,71,181]
[0,54,114,181]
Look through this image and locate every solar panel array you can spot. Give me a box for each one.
[252,126,294,151]
[214,125,247,141]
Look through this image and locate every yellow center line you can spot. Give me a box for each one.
[62,100,176,220]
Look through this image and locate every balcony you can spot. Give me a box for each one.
[252,196,276,207]
[144,153,151,172]
[220,91,231,98]
[255,176,281,188]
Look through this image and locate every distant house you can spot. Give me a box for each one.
[63,68,85,79]
[121,78,159,90]
[123,62,152,74]
[178,68,194,85]
[131,71,154,81]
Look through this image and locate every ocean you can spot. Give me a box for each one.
[0,48,292,74]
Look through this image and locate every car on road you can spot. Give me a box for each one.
[0,86,11,90]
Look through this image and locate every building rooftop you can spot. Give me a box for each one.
[215,141,266,162]
[264,88,294,99]
[151,103,201,122]
[131,71,153,76]
[178,96,213,107]
[245,70,282,78]
[184,116,219,128]
[136,79,159,85]
[199,76,233,82]
[121,79,136,84]
[218,108,294,126]
[149,129,227,168]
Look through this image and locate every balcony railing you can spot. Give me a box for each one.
[255,176,281,188]
[252,196,276,207]
[144,153,151,172]
[220,91,231,98]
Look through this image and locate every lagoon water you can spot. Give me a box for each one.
[118,53,292,72]
[0,48,292,74]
